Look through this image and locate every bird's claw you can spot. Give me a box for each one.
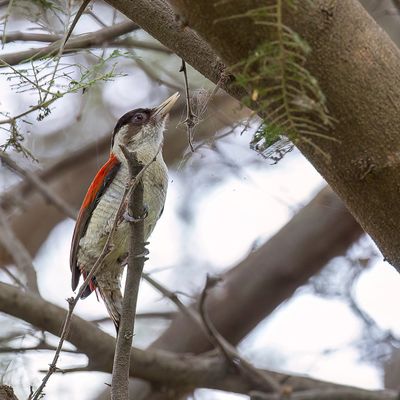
[123,205,148,223]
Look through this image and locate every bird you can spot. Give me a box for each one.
[70,92,180,331]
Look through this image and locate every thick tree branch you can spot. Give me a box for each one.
[150,187,363,355]
[0,21,139,66]
[250,389,399,400]
[104,0,232,95]
[105,0,400,270]
[0,282,396,400]
[0,385,18,400]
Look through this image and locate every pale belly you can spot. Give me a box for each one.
[77,158,167,286]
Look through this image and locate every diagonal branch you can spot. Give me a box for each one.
[104,0,233,96]
[121,186,364,399]
[0,20,139,67]
[0,207,40,295]
[0,281,397,400]
[104,0,400,273]
[198,275,281,394]
[0,151,76,219]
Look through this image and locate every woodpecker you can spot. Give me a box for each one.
[70,92,180,331]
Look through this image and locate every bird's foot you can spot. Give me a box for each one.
[123,204,148,223]
[134,253,149,261]
[134,246,150,259]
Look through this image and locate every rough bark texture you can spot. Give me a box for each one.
[104,0,400,270]
[0,386,18,400]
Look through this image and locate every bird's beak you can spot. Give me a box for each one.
[152,92,180,120]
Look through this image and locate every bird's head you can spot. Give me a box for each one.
[111,92,180,155]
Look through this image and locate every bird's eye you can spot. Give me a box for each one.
[132,112,147,124]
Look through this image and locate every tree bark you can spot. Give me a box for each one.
[104,0,400,270]
[0,386,18,400]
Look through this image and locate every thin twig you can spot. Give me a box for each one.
[134,57,181,91]
[2,266,26,289]
[199,275,282,394]
[28,150,159,400]
[63,0,92,46]
[142,272,205,330]
[41,0,75,105]
[90,311,176,324]
[86,9,107,28]
[180,59,196,151]
[0,342,79,354]
[0,207,40,295]
[111,145,146,400]
[0,151,76,219]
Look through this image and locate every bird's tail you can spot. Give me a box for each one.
[98,286,122,333]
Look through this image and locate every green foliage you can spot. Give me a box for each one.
[228,0,334,162]
[0,50,127,157]
[0,0,133,158]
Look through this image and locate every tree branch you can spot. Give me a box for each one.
[0,207,40,295]
[97,187,364,399]
[104,0,232,96]
[0,151,76,219]
[142,272,204,331]
[28,145,159,400]
[150,187,363,354]
[0,20,139,66]
[111,146,146,399]
[250,388,397,400]
[105,0,400,270]
[0,282,397,400]
[198,275,281,394]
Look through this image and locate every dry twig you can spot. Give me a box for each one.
[0,207,40,295]
[199,275,282,394]
[142,272,205,330]
[0,151,76,219]
[144,271,281,393]
[180,59,196,151]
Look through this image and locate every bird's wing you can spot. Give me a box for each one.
[70,153,121,295]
